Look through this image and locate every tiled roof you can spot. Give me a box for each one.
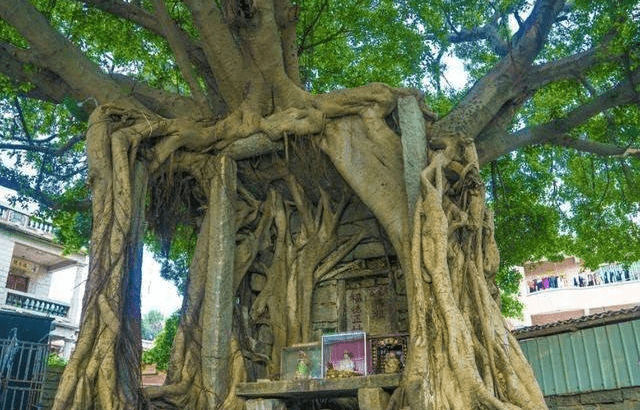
[512,305,640,340]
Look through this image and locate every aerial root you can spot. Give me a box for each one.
[399,146,548,410]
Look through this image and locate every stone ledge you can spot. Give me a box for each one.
[546,394,580,407]
[621,387,640,401]
[236,373,401,399]
[580,390,622,404]
[545,387,640,409]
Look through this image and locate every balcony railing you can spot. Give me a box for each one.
[4,290,70,318]
[0,204,54,237]
[27,217,54,233]
[526,261,640,295]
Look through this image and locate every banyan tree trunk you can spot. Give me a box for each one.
[52,107,148,410]
[147,155,246,410]
[319,98,548,410]
[397,141,547,410]
[56,92,548,410]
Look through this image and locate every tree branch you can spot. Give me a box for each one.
[0,168,90,211]
[526,44,623,92]
[545,138,639,158]
[510,0,567,64]
[74,0,159,36]
[183,0,246,109]
[512,11,524,29]
[239,0,305,108]
[41,165,87,180]
[151,0,208,109]
[432,0,567,142]
[0,43,205,118]
[0,0,141,109]
[0,43,76,104]
[78,0,226,113]
[299,28,349,54]
[12,97,32,140]
[109,74,210,118]
[274,0,301,86]
[297,0,329,55]
[474,41,624,158]
[0,140,78,155]
[445,19,509,57]
[476,67,640,164]
[432,7,511,56]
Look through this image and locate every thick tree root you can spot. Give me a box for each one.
[52,107,148,410]
[399,142,547,410]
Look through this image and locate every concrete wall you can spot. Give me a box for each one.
[531,303,639,325]
[1,220,87,360]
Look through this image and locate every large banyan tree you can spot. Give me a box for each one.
[1,0,639,409]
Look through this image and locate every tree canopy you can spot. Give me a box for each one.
[141,309,166,341]
[1,0,637,273]
[1,1,639,409]
[142,311,180,370]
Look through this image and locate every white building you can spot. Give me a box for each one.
[510,256,640,328]
[0,201,87,358]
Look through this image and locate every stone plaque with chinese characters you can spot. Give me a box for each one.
[345,281,394,334]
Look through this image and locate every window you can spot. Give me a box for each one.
[6,273,29,293]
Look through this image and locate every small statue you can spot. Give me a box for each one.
[384,351,401,373]
[326,361,339,378]
[337,350,355,372]
[295,351,310,379]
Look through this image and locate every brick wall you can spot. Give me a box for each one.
[531,309,585,325]
[307,260,408,340]
[531,304,640,325]
[39,366,64,409]
[589,303,639,314]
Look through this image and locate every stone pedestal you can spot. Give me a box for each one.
[357,387,390,410]
[245,398,287,410]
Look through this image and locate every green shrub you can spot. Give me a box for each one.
[142,311,180,371]
[47,353,67,369]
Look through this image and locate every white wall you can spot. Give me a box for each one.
[0,231,15,305]
[69,264,87,327]
[27,264,53,299]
